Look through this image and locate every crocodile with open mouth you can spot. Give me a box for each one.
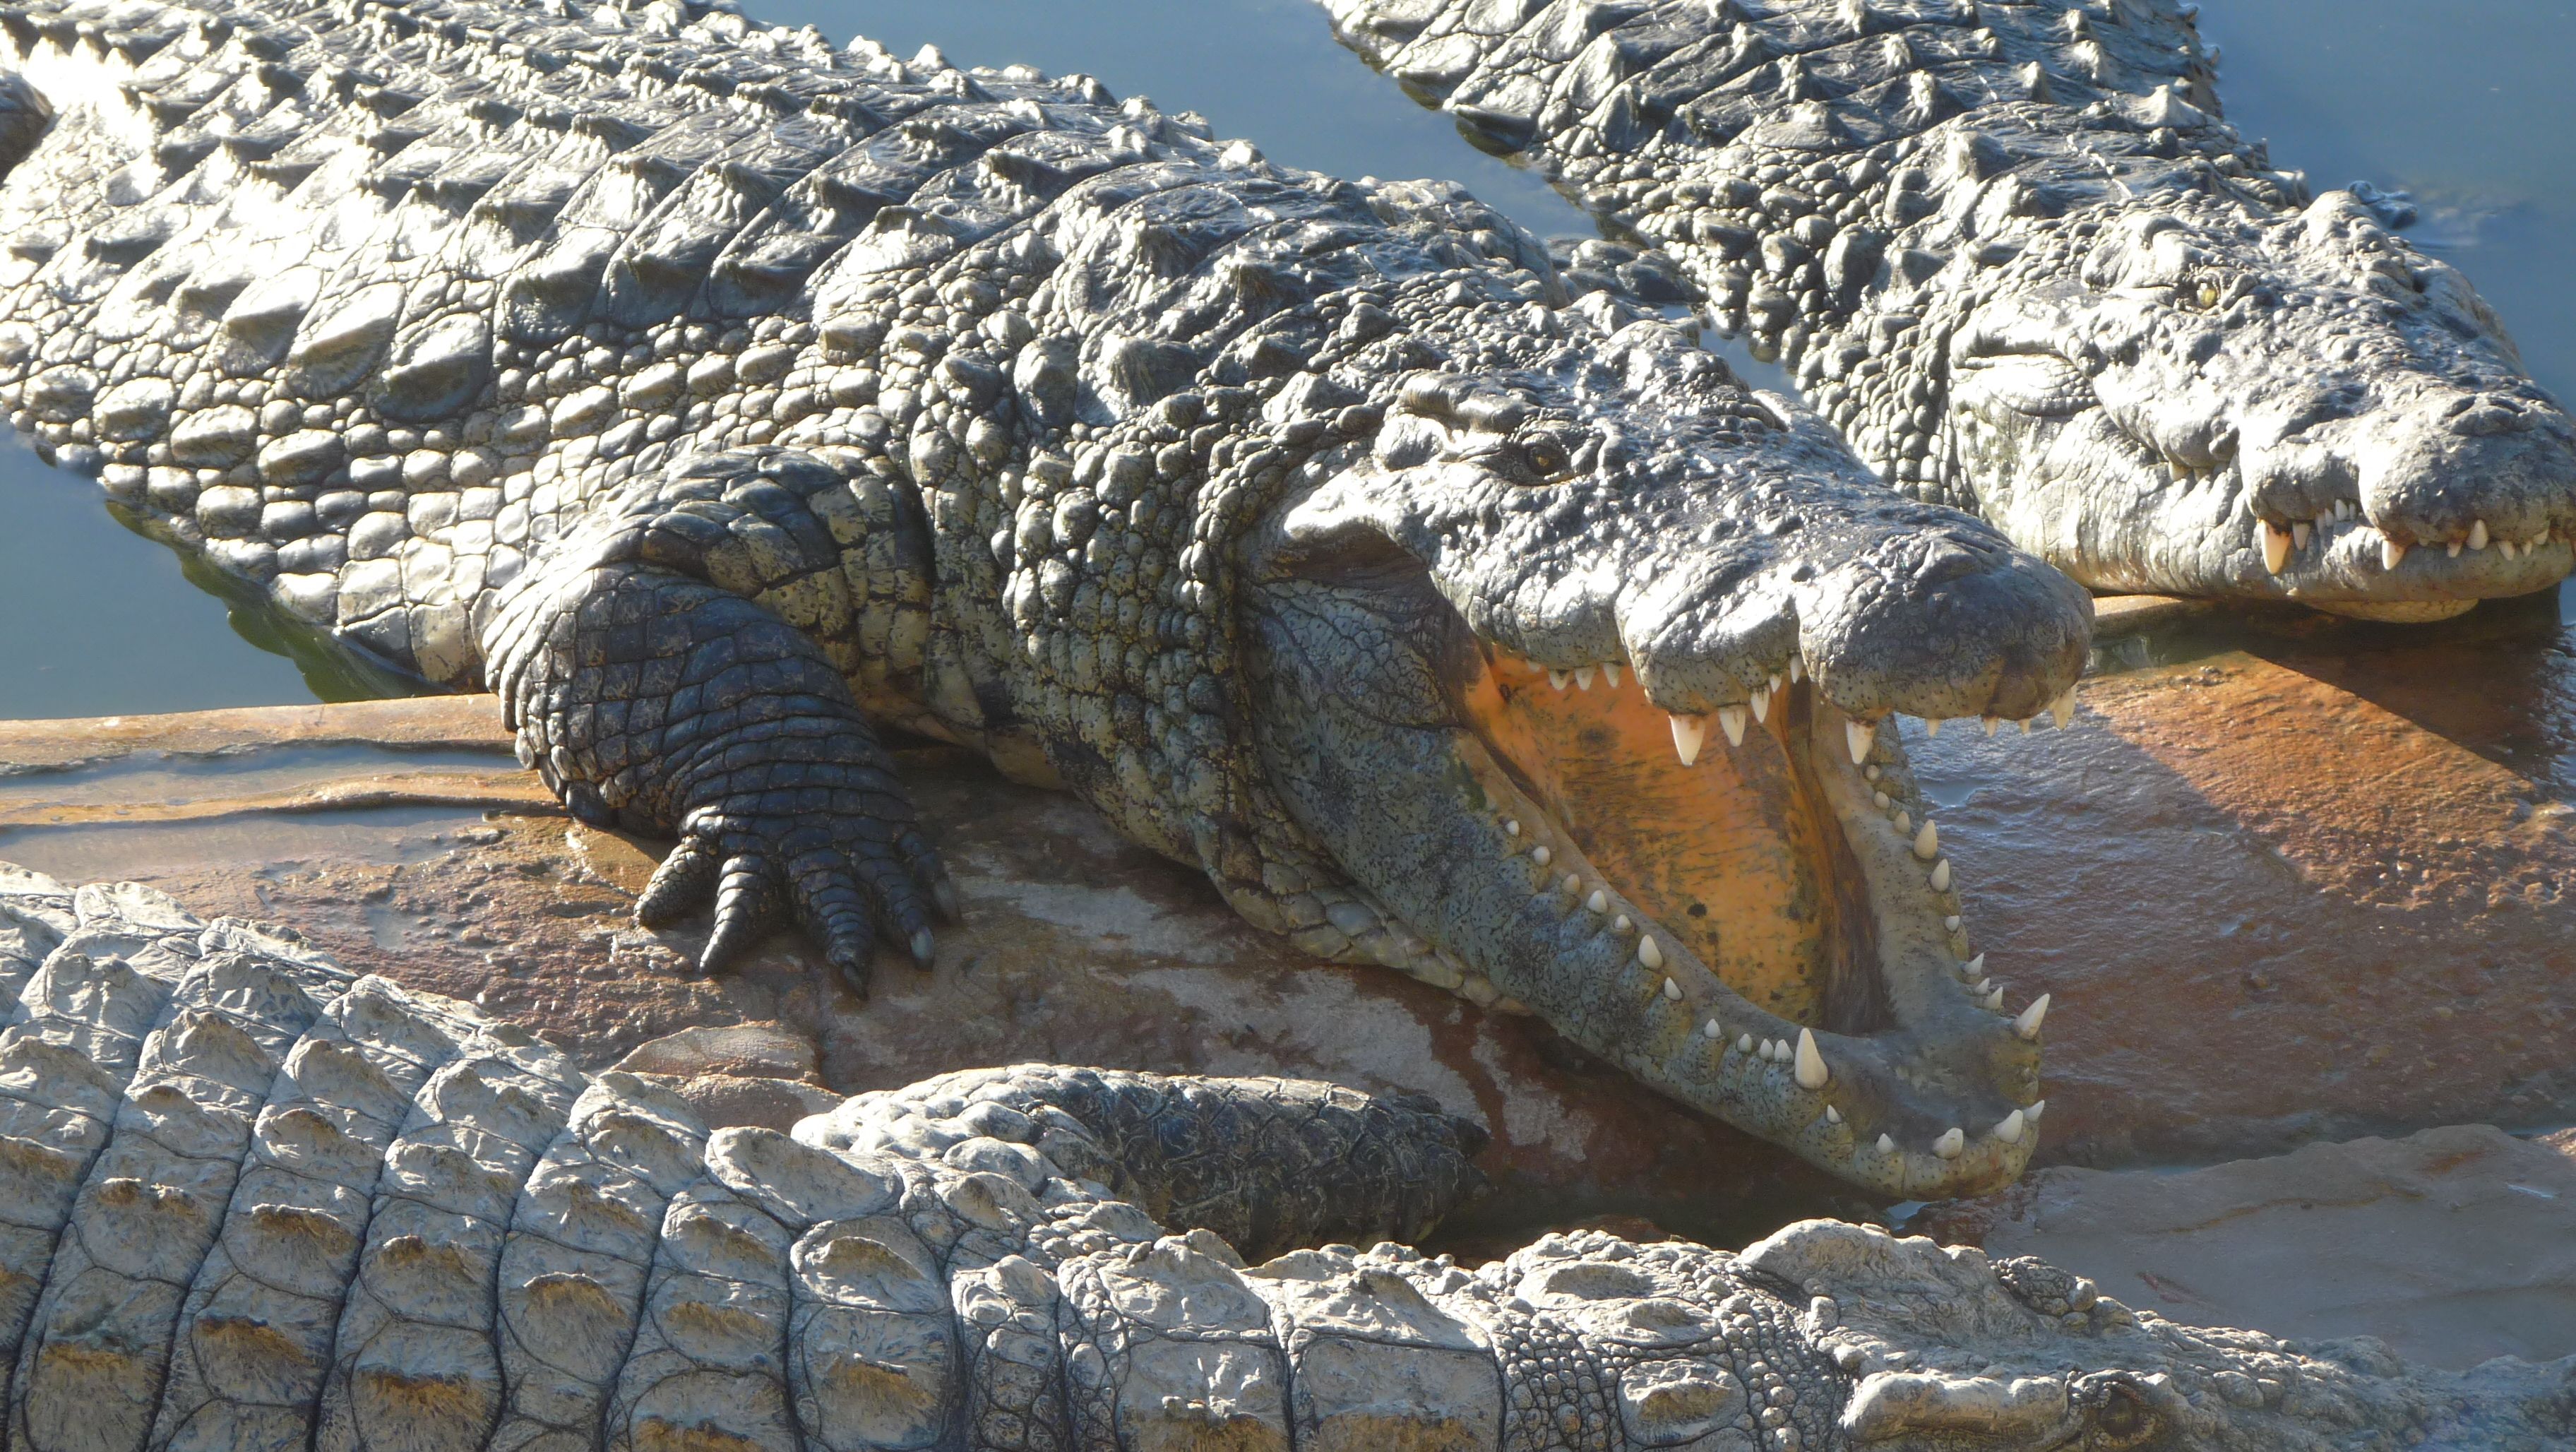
[1317,0,2576,620]
[0,0,2088,1194]
[0,866,2563,1452]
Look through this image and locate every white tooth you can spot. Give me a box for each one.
[1662,977,1680,1001]
[2447,541,2462,558]
[1614,915,1633,933]
[1893,810,1912,837]
[1789,658,1805,683]
[1575,665,1595,689]
[1912,819,1938,861]
[1638,936,1664,970]
[1981,985,2005,1011]
[1864,764,1880,782]
[2025,1098,2046,1123]
[2260,520,2290,574]
[1750,687,1770,725]
[2471,518,2490,550]
[1531,845,1551,867]
[1974,977,1994,995]
[2049,686,2077,730]
[2502,538,2520,560]
[1604,662,1623,688]
[2337,499,2353,521]
[1718,704,1749,747]
[1925,717,1943,737]
[1701,1018,1721,1038]
[1847,719,1876,764]
[1794,1028,1830,1090]
[2014,992,2050,1041]
[1562,874,1580,895]
[1481,787,1498,811]
[2019,718,2034,734]
[2291,520,2311,550]
[1765,1039,1782,1061]
[1505,819,1521,838]
[1944,915,1962,932]
[1981,715,2000,737]
[1993,1109,2026,1145]
[1962,951,1986,977]
[1768,672,1783,698]
[1877,1133,1897,1155]
[1586,890,1608,913]
[1873,790,1890,809]
[1549,670,1569,691]
[1930,859,1952,892]
[1671,713,1708,766]
[1825,1105,1841,1124]
[2383,534,2409,570]
[1738,1033,1755,1052]
[1932,1127,1965,1160]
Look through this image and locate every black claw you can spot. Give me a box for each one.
[907,927,936,968]
[636,839,720,927]
[931,876,964,924]
[828,946,872,997]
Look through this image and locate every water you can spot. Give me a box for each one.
[0,0,2572,717]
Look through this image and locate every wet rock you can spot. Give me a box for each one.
[1924,1124,2576,1370]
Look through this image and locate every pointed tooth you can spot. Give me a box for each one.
[2025,1098,2046,1123]
[1944,915,1962,932]
[2383,533,2408,570]
[1992,1109,2026,1145]
[1613,915,1633,934]
[2447,540,2462,558]
[1894,810,1912,836]
[1864,764,1880,782]
[1925,717,1943,737]
[1961,951,1986,977]
[1717,704,1749,747]
[1638,936,1664,970]
[1700,1017,1721,1038]
[1661,977,1680,1001]
[1873,790,1890,809]
[2291,520,2310,550]
[2049,686,2076,730]
[1549,670,1569,691]
[1789,657,1805,683]
[1981,715,2000,737]
[1981,984,2005,1011]
[1561,874,1580,895]
[1912,819,1938,861]
[1575,665,1595,689]
[1929,858,1952,892]
[1794,1028,1829,1090]
[1531,845,1551,867]
[2014,992,2050,1041]
[1737,1033,1754,1052]
[1768,672,1783,698]
[1932,1127,1965,1160]
[1670,713,1707,766]
[1604,662,1622,688]
[1586,890,1608,914]
[2019,718,2034,734]
[1975,978,1994,996]
[1876,1133,1897,1155]
[2260,520,2291,574]
[1846,719,1876,764]
[2503,538,2520,560]
[1505,819,1520,838]
[1825,1105,1841,1124]
[1750,686,1770,725]
[2471,518,2490,550]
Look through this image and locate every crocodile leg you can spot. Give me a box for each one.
[481,448,958,987]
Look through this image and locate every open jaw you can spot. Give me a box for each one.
[1254,571,2066,1200]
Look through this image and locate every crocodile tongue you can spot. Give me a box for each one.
[1451,647,2043,1196]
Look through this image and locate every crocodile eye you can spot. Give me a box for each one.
[2081,1377,2162,1448]
[2181,273,2225,310]
[1523,437,1573,479]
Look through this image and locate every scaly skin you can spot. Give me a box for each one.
[0,0,2090,1193]
[1318,0,2576,622]
[0,864,2564,1452]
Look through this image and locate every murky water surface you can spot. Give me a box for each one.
[1,0,2572,742]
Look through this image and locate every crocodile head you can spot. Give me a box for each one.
[1950,189,2576,621]
[1734,1219,2574,1451]
[1244,309,2090,1197]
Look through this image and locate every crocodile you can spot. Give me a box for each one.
[1317,0,2576,621]
[0,0,2094,1194]
[0,865,2565,1452]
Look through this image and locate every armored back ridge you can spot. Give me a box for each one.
[0,0,2099,1196]
[1318,0,2576,618]
[0,863,2566,1452]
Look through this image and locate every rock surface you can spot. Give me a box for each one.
[4,600,2574,1246]
[1927,1124,2576,1371]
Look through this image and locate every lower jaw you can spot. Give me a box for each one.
[1431,653,2041,1196]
